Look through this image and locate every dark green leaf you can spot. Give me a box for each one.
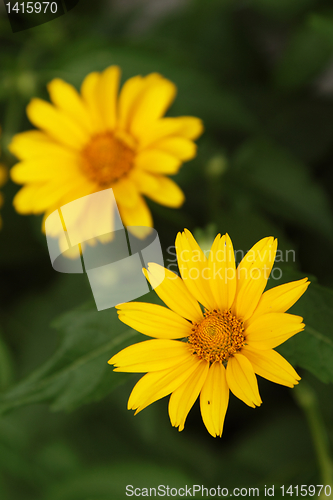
[0,301,143,414]
[233,138,333,242]
[274,19,333,90]
[277,272,333,384]
[47,462,195,500]
[43,46,259,134]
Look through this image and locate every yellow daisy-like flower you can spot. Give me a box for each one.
[9,67,203,235]
[109,229,309,437]
[0,127,8,229]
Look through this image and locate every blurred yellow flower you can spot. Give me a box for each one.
[9,67,203,234]
[109,229,309,437]
[0,128,8,229]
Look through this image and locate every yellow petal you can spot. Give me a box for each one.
[135,150,181,174]
[98,66,121,130]
[31,177,88,214]
[130,74,177,139]
[208,233,236,311]
[80,71,104,132]
[118,75,145,131]
[200,362,229,438]
[151,137,197,161]
[242,346,300,387]
[112,177,139,208]
[109,339,191,372]
[233,237,277,321]
[175,229,215,310]
[118,194,152,229]
[128,354,201,413]
[9,131,72,161]
[130,169,160,192]
[144,263,203,323]
[27,98,89,150]
[116,302,192,339]
[13,185,42,214]
[169,360,209,431]
[139,117,204,149]
[56,176,96,210]
[245,312,304,349]
[47,78,94,133]
[249,278,310,322]
[143,176,185,208]
[40,176,95,222]
[226,353,262,407]
[10,155,79,183]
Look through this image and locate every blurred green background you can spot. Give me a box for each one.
[1,0,333,498]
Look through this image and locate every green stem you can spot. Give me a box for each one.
[294,383,333,492]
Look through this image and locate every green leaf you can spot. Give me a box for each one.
[274,17,333,90]
[276,273,333,384]
[310,14,333,49]
[46,462,195,500]
[251,0,317,20]
[233,138,333,242]
[0,329,14,391]
[43,45,259,134]
[0,301,143,415]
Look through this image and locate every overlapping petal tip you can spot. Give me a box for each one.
[11,155,81,184]
[128,356,202,414]
[143,263,203,323]
[138,117,203,150]
[175,229,216,310]
[26,98,89,150]
[129,74,177,139]
[80,70,105,132]
[245,312,305,350]
[232,236,278,321]
[168,360,209,432]
[242,346,301,388]
[109,339,192,373]
[116,302,192,339]
[8,130,68,161]
[152,137,197,161]
[249,277,310,322]
[135,150,182,175]
[47,78,94,134]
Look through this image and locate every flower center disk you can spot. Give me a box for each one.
[188,310,245,363]
[81,132,135,186]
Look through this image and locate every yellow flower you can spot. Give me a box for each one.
[9,67,203,236]
[109,229,309,437]
[0,127,8,229]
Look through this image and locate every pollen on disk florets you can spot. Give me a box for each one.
[188,310,245,364]
[81,132,135,186]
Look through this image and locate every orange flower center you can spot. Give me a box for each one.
[81,132,135,186]
[188,310,245,363]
